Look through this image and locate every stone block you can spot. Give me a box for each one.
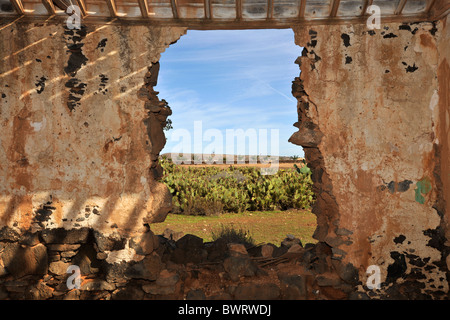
[233,283,280,300]
[40,228,90,244]
[49,260,71,276]
[1,243,48,277]
[129,230,156,255]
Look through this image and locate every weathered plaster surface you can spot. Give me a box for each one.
[292,19,449,298]
[0,16,448,299]
[437,15,450,266]
[0,22,187,239]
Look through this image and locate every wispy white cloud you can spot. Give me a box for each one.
[157,29,304,157]
[163,29,300,63]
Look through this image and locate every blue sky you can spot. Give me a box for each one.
[157,29,304,158]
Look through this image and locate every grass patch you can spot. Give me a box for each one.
[151,209,317,246]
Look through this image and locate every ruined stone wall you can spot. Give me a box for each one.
[0,21,191,299]
[0,16,448,300]
[0,22,186,238]
[291,18,449,299]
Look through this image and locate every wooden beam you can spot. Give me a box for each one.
[394,0,408,15]
[76,0,87,17]
[52,0,68,11]
[298,0,306,18]
[427,0,450,20]
[2,11,433,28]
[106,0,118,17]
[360,0,373,16]
[204,0,212,19]
[170,0,179,19]
[425,0,436,13]
[138,0,149,18]
[41,0,56,15]
[330,0,340,17]
[10,0,25,15]
[267,0,274,19]
[236,0,242,20]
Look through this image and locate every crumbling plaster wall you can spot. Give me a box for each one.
[0,22,186,244]
[291,17,449,298]
[0,16,448,300]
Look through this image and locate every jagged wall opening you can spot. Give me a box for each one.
[152,29,315,243]
[0,15,448,300]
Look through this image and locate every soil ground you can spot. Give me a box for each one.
[151,209,317,246]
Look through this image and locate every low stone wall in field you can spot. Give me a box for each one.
[0,226,359,300]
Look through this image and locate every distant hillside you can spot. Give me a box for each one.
[160,153,303,163]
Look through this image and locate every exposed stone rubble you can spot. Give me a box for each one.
[0,227,365,300]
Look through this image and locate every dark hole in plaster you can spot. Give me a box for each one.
[345,56,352,64]
[308,39,317,48]
[64,26,88,77]
[35,76,47,94]
[399,24,412,31]
[429,22,438,36]
[383,33,398,39]
[405,63,419,73]
[65,78,87,111]
[397,180,413,192]
[406,254,430,268]
[393,235,406,244]
[423,227,447,253]
[386,251,407,283]
[341,33,351,47]
[379,180,413,194]
[34,205,56,227]
[96,38,108,52]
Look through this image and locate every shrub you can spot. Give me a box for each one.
[211,224,255,247]
[159,157,315,216]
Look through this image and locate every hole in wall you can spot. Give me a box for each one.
[150,29,318,249]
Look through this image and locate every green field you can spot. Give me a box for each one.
[151,209,317,246]
[156,158,317,245]
[160,157,315,215]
